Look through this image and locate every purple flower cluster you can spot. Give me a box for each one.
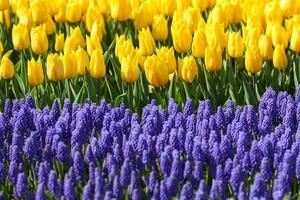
[1,88,300,199]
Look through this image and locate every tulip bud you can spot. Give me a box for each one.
[27,58,44,86]
[259,35,273,60]
[55,33,65,52]
[47,54,64,81]
[205,45,222,72]
[245,46,262,73]
[30,26,48,55]
[181,56,198,83]
[171,20,192,53]
[192,29,207,58]
[121,55,139,83]
[43,16,56,35]
[144,56,169,87]
[161,0,176,16]
[290,25,300,53]
[152,15,168,42]
[227,32,243,58]
[109,0,132,21]
[30,0,49,24]
[273,45,287,70]
[63,51,77,79]
[156,47,177,74]
[265,1,283,24]
[89,49,106,78]
[66,1,82,23]
[138,28,156,56]
[76,48,89,76]
[0,50,14,80]
[86,35,103,56]
[134,1,154,30]
[90,17,106,42]
[0,0,9,11]
[12,24,30,51]
[85,7,102,32]
[18,7,33,30]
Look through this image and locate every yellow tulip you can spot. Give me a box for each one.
[245,46,262,74]
[78,0,89,15]
[152,15,168,42]
[86,35,102,56]
[205,45,222,72]
[12,24,30,51]
[192,29,207,58]
[280,0,296,18]
[55,33,65,52]
[210,4,227,25]
[192,0,208,11]
[290,25,300,53]
[161,0,176,16]
[0,50,14,80]
[66,1,82,23]
[90,17,106,42]
[231,0,242,24]
[171,20,192,53]
[181,56,198,83]
[227,32,243,58]
[273,45,288,70]
[46,54,64,81]
[144,56,169,87]
[109,0,131,21]
[85,6,102,32]
[243,25,262,48]
[206,22,227,50]
[138,28,156,56]
[156,47,177,74]
[76,48,89,76]
[54,0,67,23]
[184,6,203,33]
[121,55,139,83]
[30,26,48,55]
[18,7,33,30]
[259,35,273,60]
[63,51,77,79]
[64,27,85,52]
[27,58,44,86]
[134,1,154,30]
[0,0,9,11]
[265,1,283,24]
[271,23,289,49]
[30,0,49,24]
[89,49,106,78]
[42,16,56,35]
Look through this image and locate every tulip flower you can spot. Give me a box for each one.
[245,46,262,74]
[30,26,48,55]
[265,1,283,24]
[66,1,82,23]
[89,49,106,78]
[183,7,203,33]
[205,45,222,72]
[181,56,198,83]
[0,50,14,80]
[0,0,9,11]
[138,28,156,56]
[115,35,136,59]
[134,1,154,30]
[109,0,132,21]
[192,29,207,58]
[18,8,33,30]
[46,54,64,81]
[156,47,177,74]
[55,33,65,52]
[121,55,139,83]
[259,35,273,60]
[12,24,30,51]
[152,15,168,42]
[27,58,44,86]
[206,22,227,50]
[90,17,106,42]
[271,23,288,49]
[86,36,103,56]
[227,32,243,58]
[171,20,192,53]
[192,0,208,11]
[54,0,67,23]
[290,25,300,53]
[85,7,102,32]
[63,51,77,79]
[161,0,176,16]
[144,56,169,87]
[76,48,89,76]
[30,0,49,24]
[42,16,56,35]
[273,45,288,70]
[280,0,295,17]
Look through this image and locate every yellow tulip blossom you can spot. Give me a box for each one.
[27,58,44,86]
[89,49,106,78]
[273,45,288,70]
[0,50,14,80]
[47,54,64,81]
[30,25,48,55]
[12,24,30,51]
[121,55,139,83]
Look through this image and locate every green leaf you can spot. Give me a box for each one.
[74,83,85,104]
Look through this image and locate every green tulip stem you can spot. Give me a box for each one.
[4,79,8,98]
[35,86,39,108]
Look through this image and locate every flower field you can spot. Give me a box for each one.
[1,0,300,199]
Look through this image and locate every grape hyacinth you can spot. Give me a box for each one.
[2,87,300,198]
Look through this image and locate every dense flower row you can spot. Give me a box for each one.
[1,87,300,199]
